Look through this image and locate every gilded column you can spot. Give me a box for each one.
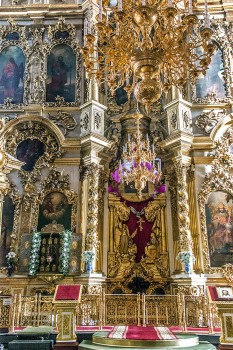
[187,167,201,272]
[174,156,194,272]
[161,205,167,253]
[167,169,181,272]
[85,163,100,271]
[0,149,22,252]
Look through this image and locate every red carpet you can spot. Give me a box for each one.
[108,326,177,340]
[76,326,113,331]
[170,326,221,334]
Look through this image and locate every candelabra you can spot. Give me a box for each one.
[118,113,162,198]
[82,0,215,113]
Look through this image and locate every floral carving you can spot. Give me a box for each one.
[4,120,62,183]
[48,110,77,135]
[195,109,227,134]
[84,164,101,260]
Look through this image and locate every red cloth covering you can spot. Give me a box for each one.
[170,326,221,334]
[207,286,233,301]
[123,199,154,262]
[108,326,177,340]
[54,285,81,301]
[208,286,218,301]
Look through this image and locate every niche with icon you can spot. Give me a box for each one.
[39,233,62,273]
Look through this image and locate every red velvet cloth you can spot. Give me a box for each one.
[207,286,233,301]
[108,326,177,340]
[208,286,218,301]
[123,199,153,262]
[55,285,81,300]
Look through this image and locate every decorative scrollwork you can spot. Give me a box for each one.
[191,19,233,104]
[48,110,77,135]
[35,167,78,231]
[195,109,227,134]
[198,128,233,274]
[4,119,62,183]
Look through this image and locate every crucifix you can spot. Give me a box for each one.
[137,216,145,231]
[130,207,145,232]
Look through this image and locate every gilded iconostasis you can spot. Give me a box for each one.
[0,1,232,296]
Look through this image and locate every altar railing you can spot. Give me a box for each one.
[0,293,221,331]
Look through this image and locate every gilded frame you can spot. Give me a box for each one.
[198,128,233,274]
[33,167,78,232]
[191,20,233,104]
[0,19,30,108]
[0,183,20,270]
[4,118,62,183]
[43,17,82,106]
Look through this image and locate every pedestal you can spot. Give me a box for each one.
[53,285,82,343]
[216,301,233,345]
[207,286,233,346]
[54,341,79,350]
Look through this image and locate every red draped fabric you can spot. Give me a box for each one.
[54,285,82,300]
[122,198,153,262]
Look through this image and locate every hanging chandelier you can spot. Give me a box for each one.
[116,113,162,198]
[82,0,215,113]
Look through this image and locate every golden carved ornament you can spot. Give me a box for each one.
[35,167,78,231]
[114,202,130,222]
[45,17,81,107]
[191,19,233,104]
[174,159,193,254]
[4,120,62,185]
[198,128,233,274]
[144,201,161,222]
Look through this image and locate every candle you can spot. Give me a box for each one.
[118,0,122,11]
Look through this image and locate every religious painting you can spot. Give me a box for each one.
[5,32,20,41]
[39,233,61,273]
[69,235,82,274]
[0,45,25,104]
[205,191,233,267]
[115,85,128,106]
[37,191,72,231]
[54,31,70,40]
[46,44,76,102]
[0,196,15,267]
[16,139,45,171]
[216,286,233,299]
[196,47,226,99]
[18,234,32,273]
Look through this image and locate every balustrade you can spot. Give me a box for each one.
[0,293,221,332]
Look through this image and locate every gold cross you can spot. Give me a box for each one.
[137,217,145,231]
